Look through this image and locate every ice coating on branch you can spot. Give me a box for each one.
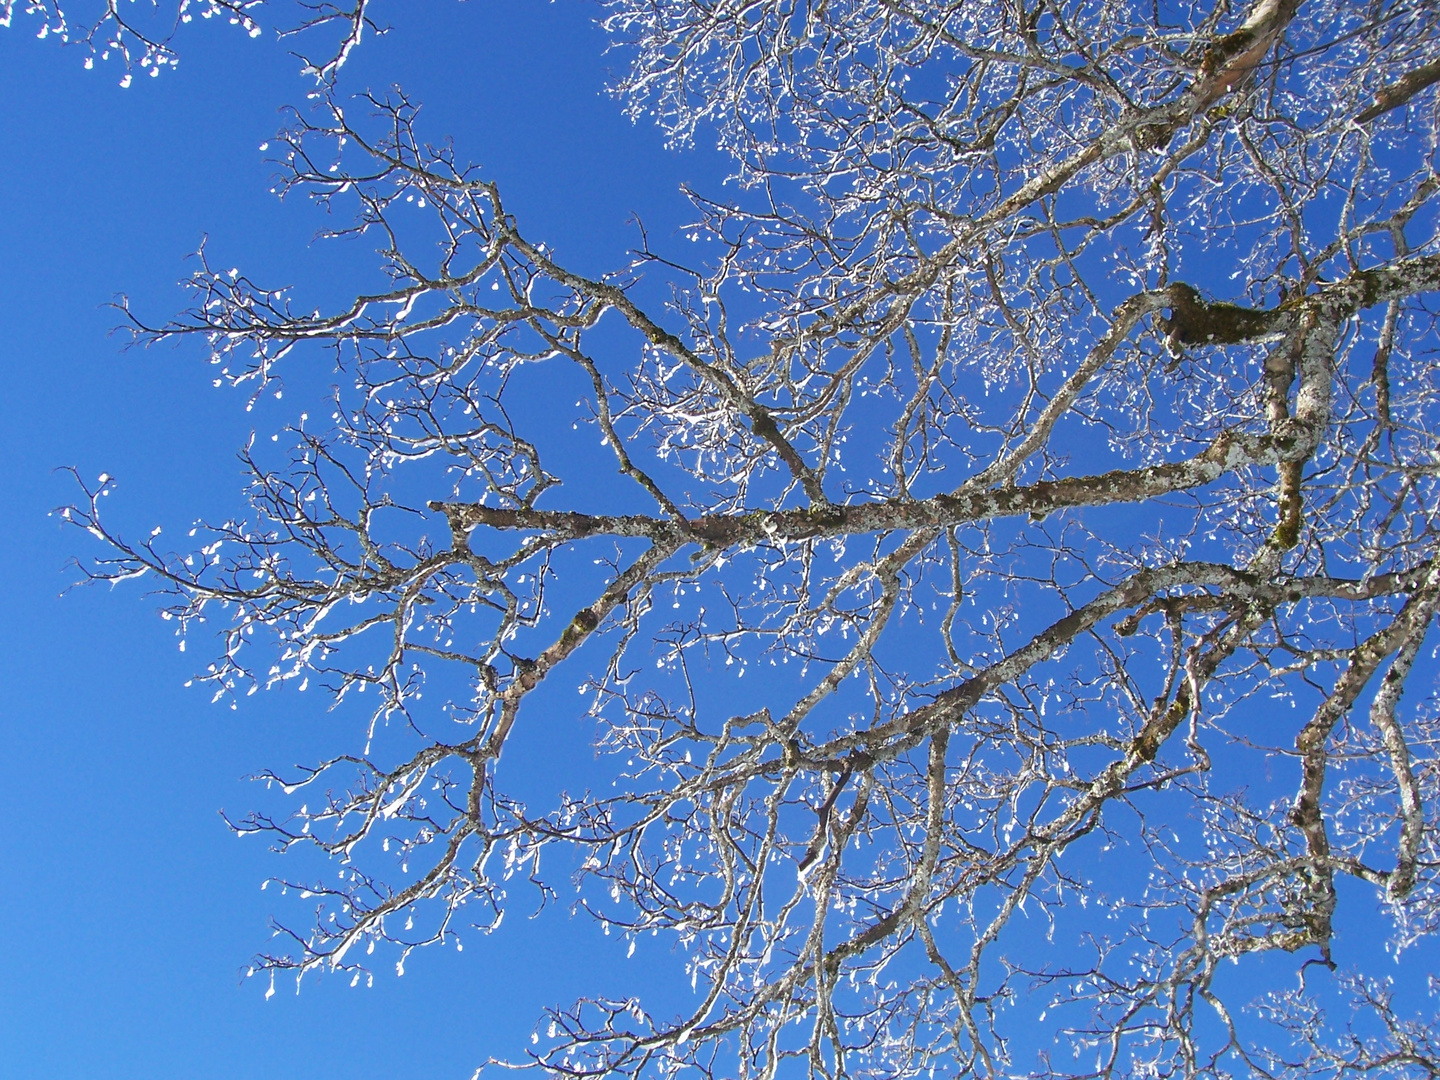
[62,0,1440,1076]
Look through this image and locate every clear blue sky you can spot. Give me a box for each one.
[0,5,720,1077]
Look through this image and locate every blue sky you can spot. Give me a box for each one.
[0,5,718,1076]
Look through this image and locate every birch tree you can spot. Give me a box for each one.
[63,0,1440,1075]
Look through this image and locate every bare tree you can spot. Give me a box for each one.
[2,0,376,81]
[63,0,1440,1075]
